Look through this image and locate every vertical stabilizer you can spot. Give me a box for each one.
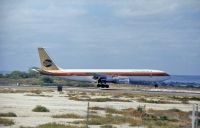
[38,48,59,70]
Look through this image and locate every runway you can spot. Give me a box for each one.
[0,85,200,97]
[65,87,200,97]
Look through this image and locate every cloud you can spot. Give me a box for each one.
[104,0,200,17]
[0,0,200,74]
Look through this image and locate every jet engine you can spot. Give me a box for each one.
[113,77,130,84]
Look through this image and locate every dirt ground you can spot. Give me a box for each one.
[0,86,199,128]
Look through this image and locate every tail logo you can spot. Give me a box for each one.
[43,59,52,67]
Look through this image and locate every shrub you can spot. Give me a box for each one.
[0,112,17,117]
[160,115,168,121]
[36,123,85,128]
[168,108,182,112]
[0,117,14,126]
[32,105,50,112]
[88,114,138,125]
[137,105,145,113]
[41,77,54,83]
[30,89,42,94]
[52,113,83,118]
[106,108,120,114]
[90,106,106,110]
[20,126,34,128]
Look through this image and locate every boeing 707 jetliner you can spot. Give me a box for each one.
[34,48,170,88]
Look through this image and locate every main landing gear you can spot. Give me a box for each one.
[97,83,109,88]
[97,78,109,88]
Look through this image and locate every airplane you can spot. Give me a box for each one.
[33,48,170,88]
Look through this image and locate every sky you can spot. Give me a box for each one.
[0,0,200,75]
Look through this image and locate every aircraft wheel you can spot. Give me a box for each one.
[105,84,109,88]
[97,84,101,88]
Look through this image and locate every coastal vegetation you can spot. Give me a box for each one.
[32,105,50,112]
[0,112,17,117]
[0,117,15,126]
[36,123,85,128]
[52,113,83,118]
[72,106,190,128]
[0,68,94,87]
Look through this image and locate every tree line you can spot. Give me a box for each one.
[0,67,53,83]
[0,68,93,87]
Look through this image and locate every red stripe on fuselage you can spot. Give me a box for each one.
[40,70,169,77]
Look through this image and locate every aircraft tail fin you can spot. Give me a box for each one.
[38,48,60,70]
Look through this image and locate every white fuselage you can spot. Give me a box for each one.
[40,69,170,83]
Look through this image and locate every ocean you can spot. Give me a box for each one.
[166,75,200,84]
[162,75,200,88]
